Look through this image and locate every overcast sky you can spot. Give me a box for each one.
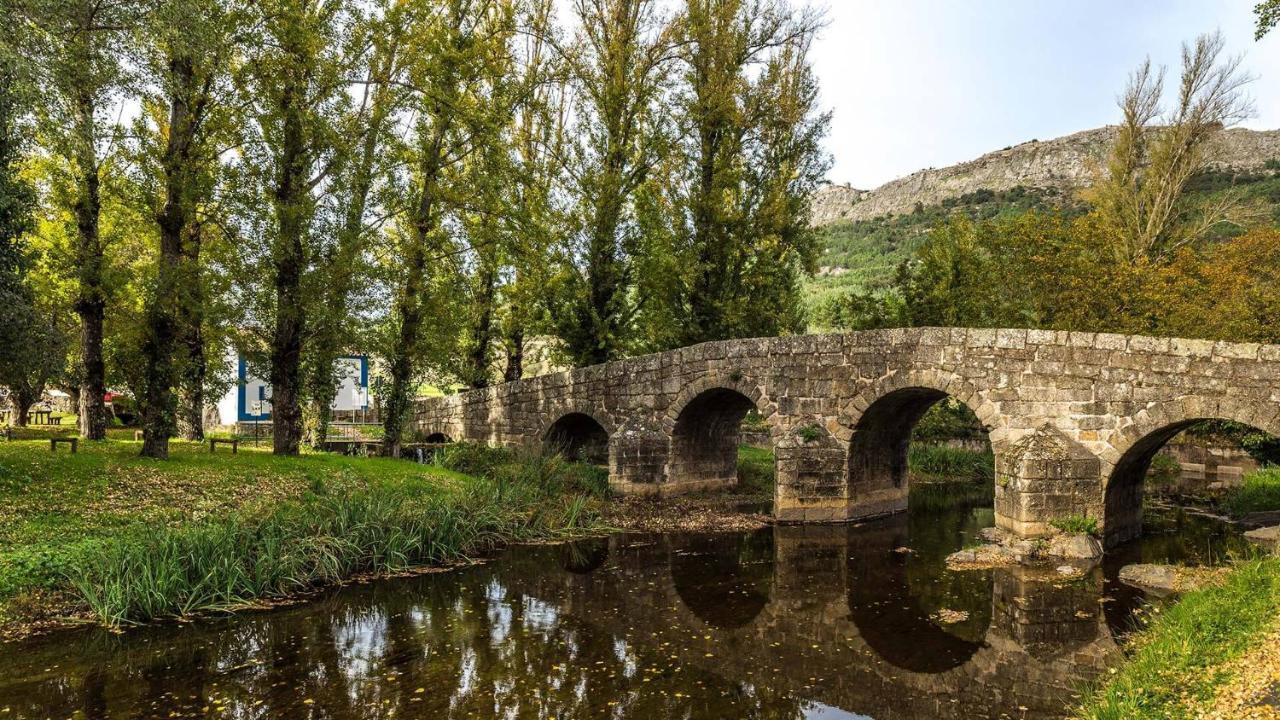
[810,0,1280,189]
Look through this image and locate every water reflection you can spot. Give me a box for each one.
[0,503,1243,720]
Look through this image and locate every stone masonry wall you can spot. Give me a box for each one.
[414,327,1280,540]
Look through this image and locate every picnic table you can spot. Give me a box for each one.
[49,437,78,453]
[29,410,53,426]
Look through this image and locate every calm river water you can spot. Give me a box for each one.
[0,503,1249,719]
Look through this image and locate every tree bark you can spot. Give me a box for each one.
[73,94,107,441]
[503,325,523,383]
[139,55,198,459]
[270,76,308,456]
[465,261,497,389]
[12,389,35,427]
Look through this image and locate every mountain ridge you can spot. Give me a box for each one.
[812,126,1280,227]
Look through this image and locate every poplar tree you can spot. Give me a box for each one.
[547,0,673,366]
[304,1,408,449]
[380,0,518,456]
[640,0,828,348]
[17,0,142,440]
[234,0,350,455]
[135,0,242,458]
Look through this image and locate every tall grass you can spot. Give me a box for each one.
[1077,558,1280,719]
[69,448,603,627]
[1222,466,1280,516]
[908,443,994,482]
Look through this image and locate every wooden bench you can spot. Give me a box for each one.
[50,437,78,454]
[209,438,239,454]
[134,430,144,441]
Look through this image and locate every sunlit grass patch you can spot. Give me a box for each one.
[1222,467,1280,517]
[1076,557,1280,720]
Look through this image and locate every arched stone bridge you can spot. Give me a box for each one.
[415,327,1280,546]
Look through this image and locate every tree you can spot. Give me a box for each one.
[546,0,673,366]
[378,0,519,456]
[303,0,408,449]
[1087,32,1255,264]
[134,0,243,458]
[636,0,828,349]
[18,0,142,440]
[0,50,63,427]
[1257,0,1279,39]
[233,0,350,456]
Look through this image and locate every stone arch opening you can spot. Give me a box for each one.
[668,387,761,492]
[423,432,451,444]
[671,529,774,630]
[543,412,610,465]
[1105,418,1279,547]
[847,387,993,516]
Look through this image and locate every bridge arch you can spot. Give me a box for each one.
[663,375,775,493]
[541,404,616,465]
[842,371,998,517]
[670,529,775,630]
[1102,398,1280,546]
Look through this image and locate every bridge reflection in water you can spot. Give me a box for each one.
[4,505,1228,720]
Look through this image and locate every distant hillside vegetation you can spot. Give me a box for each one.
[805,130,1280,321]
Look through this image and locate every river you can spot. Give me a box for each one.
[0,502,1250,719]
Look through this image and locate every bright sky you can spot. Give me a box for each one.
[811,0,1280,189]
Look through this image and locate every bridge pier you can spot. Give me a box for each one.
[995,426,1104,539]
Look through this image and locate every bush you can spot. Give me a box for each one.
[1050,514,1099,537]
[737,445,775,496]
[1146,453,1182,488]
[1222,467,1280,517]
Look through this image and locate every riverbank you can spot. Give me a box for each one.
[0,438,605,640]
[1077,557,1280,719]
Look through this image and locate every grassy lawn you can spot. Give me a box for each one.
[0,436,603,635]
[1077,557,1280,719]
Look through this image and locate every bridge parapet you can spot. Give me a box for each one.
[414,327,1280,542]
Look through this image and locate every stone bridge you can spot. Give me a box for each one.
[415,328,1280,546]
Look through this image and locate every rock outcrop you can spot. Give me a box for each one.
[812,126,1280,227]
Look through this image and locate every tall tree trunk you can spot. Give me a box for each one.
[176,221,206,441]
[74,176,107,440]
[176,290,205,441]
[383,247,425,458]
[139,55,197,459]
[270,80,308,456]
[465,262,497,389]
[503,324,523,383]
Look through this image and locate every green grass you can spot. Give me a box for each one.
[1222,466,1280,517]
[1050,514,1100,537]
[737,445,776,497]
[908,443,994,482]
[0,437,603,631]
[1077,557,1280,719]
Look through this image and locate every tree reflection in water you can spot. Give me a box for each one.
[0,502,1240,720]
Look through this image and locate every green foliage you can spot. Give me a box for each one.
[807,185,1068,324]
[1222,467,1280,517]
[911,398,986,443]
[795,424,823,443]
[736,445,775,497]
[1077,558,1280,719]
[1146,454,1183,488]
[1050,514,1100,537]
[637,0,829,350]
[1257,0,1279,39]
[908,443,994,482]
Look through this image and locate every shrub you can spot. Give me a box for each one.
[1222,467,1280,517]
[1050,514,1099,537]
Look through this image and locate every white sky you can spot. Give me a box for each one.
[810,0,1280,189]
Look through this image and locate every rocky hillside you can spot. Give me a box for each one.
[812,126,1280,226]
